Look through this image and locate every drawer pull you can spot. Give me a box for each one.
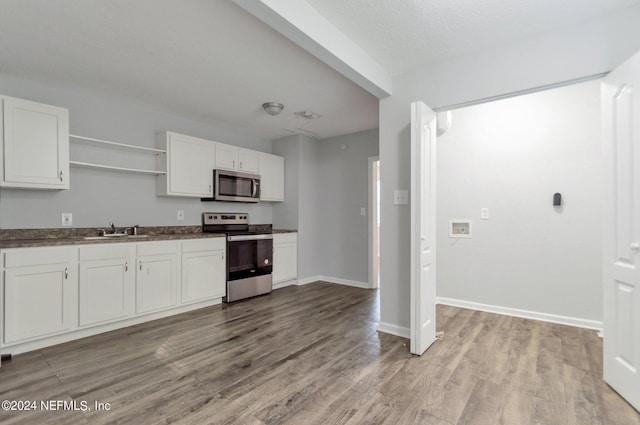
[64,267,68,279]
[125,261,129,272]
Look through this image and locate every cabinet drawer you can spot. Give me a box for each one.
[79,244,134,261]
[273,233,297,245]
[3,246,77,268]
[136,241,180,256]
[182,238,225,253]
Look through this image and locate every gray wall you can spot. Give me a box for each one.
[273,134,321,279]
[317,129,378,283]
[0,74,273,229]
[379,5,640,332]
[273,129,378,283]
[437,80,602,321]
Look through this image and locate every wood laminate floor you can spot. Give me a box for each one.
[1,282,639,425]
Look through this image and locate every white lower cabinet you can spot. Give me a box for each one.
[135,242,180,314]
[272,233,298,284]
[181,239,226,304]
[78,245,135,327]
[2,247,77,345]
[1,238,226,354]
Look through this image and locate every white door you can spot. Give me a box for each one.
[410,101,437,355]
[602,50,640,411]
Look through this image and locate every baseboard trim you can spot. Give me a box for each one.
[296,275,371,289]
[436,297,603,331]
[296,276,319,286]
[272,280,298,290]
[377,322,410,339]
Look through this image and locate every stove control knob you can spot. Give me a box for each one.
[264,259,269,265]
[208,215,213,219]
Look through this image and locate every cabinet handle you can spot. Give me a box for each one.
[125,261,128,272]
[233,160,236,168]
[222,252,224,260]
[64,267,68,279]
[240,161,243,169]
[139,260,143,271]
[60,171,63,182]
[209,184,212,192]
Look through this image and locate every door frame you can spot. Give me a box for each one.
[368,156,380,289]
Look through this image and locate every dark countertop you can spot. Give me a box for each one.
[0,226,225,249]
[0,225,297,249]
[272,229,298,234]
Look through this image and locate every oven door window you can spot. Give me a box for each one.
[218,174,254,198]
[227,239,273,281]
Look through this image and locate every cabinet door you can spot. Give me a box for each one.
[238,149,259,173]
[273,234,298,284]
[181,249,225,303]
[136,253,179,314]
[215,143,238,171]
[161,132,214,197]
[1,96,69,189]
[259,152,285,201]
[79,257,134,327]
[4,263,76,344]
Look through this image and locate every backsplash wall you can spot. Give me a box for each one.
[0,74,274,229]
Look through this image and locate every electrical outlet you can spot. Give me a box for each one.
[177,210,185,221]
[394,190,409,205]
[61,213,73,226]
[361,208,366,216]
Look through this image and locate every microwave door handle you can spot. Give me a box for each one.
[252,179,257,198]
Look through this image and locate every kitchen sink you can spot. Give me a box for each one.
[83,234,150,240]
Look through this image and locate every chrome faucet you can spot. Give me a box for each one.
[109,222,116,234]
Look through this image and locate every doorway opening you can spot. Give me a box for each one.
[369,157,380,289]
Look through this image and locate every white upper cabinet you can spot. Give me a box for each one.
[259,152,285,202]
[157,131,215,197]
[238,148,259,173]
[1,95,69,189]
[215,143,239,171]
[215,144,260,174]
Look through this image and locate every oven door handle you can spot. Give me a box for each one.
[227,234,274,242]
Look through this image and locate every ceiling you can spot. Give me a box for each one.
[305,0,640,76]
[1,0,638,140]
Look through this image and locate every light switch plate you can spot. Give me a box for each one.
[177,210,185,221]
[394,190,409,205]
[61,213,73,226]
[481,208,490,220]
[360,208,366,216]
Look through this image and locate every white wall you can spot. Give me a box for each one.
[0,74,274,229]
[379,6,640,333]
[437,80,602,322]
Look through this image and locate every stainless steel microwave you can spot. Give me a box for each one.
[202,169,260,203]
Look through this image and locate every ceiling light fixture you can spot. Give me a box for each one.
[294,110,321,120]
[262,102,284,116]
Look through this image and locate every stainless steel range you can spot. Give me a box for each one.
[202,213,273,302]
